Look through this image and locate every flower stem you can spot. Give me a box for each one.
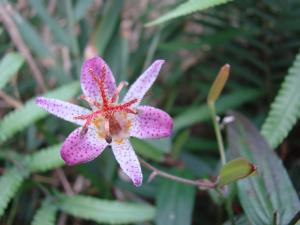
[208,101,226,165]
[139,158,216,189]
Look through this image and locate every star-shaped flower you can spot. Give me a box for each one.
[36,56,173,186]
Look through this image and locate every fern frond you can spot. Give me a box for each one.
[0,167,29,217]
[261,51,300,148]
[0,81,80,144]
[146,0,233,26]
[56,194,156,224]
[25,144,64,172]
[31,200,57,225]
[0,52,24,90]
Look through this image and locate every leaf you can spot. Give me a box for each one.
[56,194,155,224]
[0,167,29,217]
[174,88,260,132]
[31,200,57,225]
[227,112,300,225]
[155,177,195,225]
[25,144,64,172]
[131,138,164,162]
[0,81,80,144]
[12,11,52,58]
[261,50,300,149]
[218,157,257,187]
[29,0,71,48]
[146,0,233,26]
[95,0,123,55]
[73,0,94,21]
[155,170,196,225]
[0,52,24,90]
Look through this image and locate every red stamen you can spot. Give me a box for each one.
[74,114,91,120]
[111,99,138,111]
[80,95,101,108]
[122,108,137,114]
[110,81,128,103]
[89,67,109,107]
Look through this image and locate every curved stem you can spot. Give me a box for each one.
[139,158,216,189]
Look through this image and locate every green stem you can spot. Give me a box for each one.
[139,158,216,189]
[208,101,226,165]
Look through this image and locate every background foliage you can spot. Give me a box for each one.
[0,0,300,224]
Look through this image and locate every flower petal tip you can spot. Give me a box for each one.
[35,96,45,105]
[133,177,143,187]
[81,56,116,99]
[60,128,107,166]
[60,150,76,166]
[131,106,173,139]
[165,116,174,137]
[155,59,165,64]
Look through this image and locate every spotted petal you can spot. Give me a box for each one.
[81,56,116,100]
[111,139,142,186]
[130,105,173,139]
[123,60,165,106]
[61,127,108,165]
[36,97,90,126]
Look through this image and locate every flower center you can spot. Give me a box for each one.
[74,65,137,143]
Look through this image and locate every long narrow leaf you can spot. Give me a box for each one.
[156,170,196,225]
[261,50,300,149]
[0,81,80,144]
[31,200,57,225]
[29,0,71,48]
[25,144,64,172]
[146,0,233,26]
[0,167,29,217]
[0,52,24,90]
[12,11,52,58]
[56,194,156,224]
[95,0,123,55]
[227,112,300,225]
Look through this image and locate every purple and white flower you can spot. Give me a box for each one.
[36,56,173,186]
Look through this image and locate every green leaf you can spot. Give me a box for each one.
[227,112,300,225]
[0,167,29,217]
[25,144,64,172]
[56,194,155,224]
[131,138,164,162]
[218,157,257,187]
[0,81,80,144]
[155,170,196,225]
[73,0,94,21]
[146,0,233,26]
[29,0,72,48]
[12,11,52,58]
[95,0,123,55]
[0,52,24,90]
[174,88,260,132]
[31,200,57,225]
[261,50,300,149]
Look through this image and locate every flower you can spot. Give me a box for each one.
[36,56,173,186]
